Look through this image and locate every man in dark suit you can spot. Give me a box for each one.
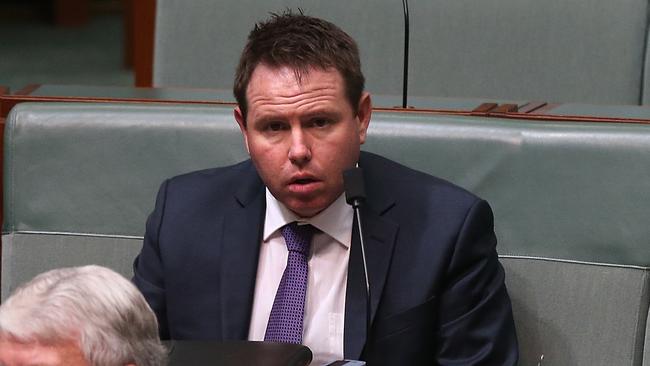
[133,11,518,365]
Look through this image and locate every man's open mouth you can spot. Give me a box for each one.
[294,178,316,184]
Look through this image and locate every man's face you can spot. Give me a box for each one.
[235,64,371,218]
[0,337,89,366]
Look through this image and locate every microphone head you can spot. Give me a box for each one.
[343,167,366,206]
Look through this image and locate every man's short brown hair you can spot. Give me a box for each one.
[233,10,365,121]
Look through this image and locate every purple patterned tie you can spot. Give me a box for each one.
[264,222,316,344]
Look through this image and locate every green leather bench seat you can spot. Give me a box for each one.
[153,0,650,105]
[4,102,650,365]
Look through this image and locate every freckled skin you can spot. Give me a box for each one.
[0,337,89,366]
[234,64,372,218]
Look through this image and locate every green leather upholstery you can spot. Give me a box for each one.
[407,0,649,105]
[153,0,405,97]
[365,113,650,265]
[4,103,246,236]
[153,0,523,110]
[4,102,650,365]
[153,0,650,105]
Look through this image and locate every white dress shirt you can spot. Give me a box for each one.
[248,189,353,365]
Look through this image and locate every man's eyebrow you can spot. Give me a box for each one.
[253,114,287,124]
[302,109,341,119]
[250,107,343,125]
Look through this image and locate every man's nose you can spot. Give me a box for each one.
[287,128,311,165]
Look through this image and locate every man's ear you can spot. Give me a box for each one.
[356,92,372,144]
[234,107,250,154]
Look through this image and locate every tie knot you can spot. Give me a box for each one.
[281,222,315,255]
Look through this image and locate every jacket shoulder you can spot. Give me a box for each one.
[360,151,481,207]
[154,159,262,211]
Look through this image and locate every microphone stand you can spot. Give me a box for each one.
[343,168,372,359]
[351,197,371,347]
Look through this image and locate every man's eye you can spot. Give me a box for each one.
[311,118,331,128]
[266,122,285,131]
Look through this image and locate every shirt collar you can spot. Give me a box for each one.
[263,188,353,249]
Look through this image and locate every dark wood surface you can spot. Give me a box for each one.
[133,0,156,87]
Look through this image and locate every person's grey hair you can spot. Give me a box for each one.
[0,265,167,366]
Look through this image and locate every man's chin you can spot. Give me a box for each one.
[288,205,324,219]
[285,198,329,219]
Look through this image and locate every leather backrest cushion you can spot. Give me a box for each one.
[5,102,650,267]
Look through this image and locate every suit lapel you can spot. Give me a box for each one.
[344,160,399,359]
[220,164,265,340]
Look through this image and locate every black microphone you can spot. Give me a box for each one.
[344,168,366,208]
[343,167,371,359]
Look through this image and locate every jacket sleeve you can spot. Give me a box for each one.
[437,199,519,365]
[132,179,170,339]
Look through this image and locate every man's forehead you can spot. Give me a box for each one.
[0,338,57,364]
[249,63,341,87]
[0,338,87,366]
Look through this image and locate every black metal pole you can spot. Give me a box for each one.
[402,0,410,108]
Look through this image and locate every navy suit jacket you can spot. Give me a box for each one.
[133,151,518,365]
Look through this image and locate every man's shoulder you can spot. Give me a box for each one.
[360,151,480,204]
[160,159,259,198]
[167,159,255,184]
